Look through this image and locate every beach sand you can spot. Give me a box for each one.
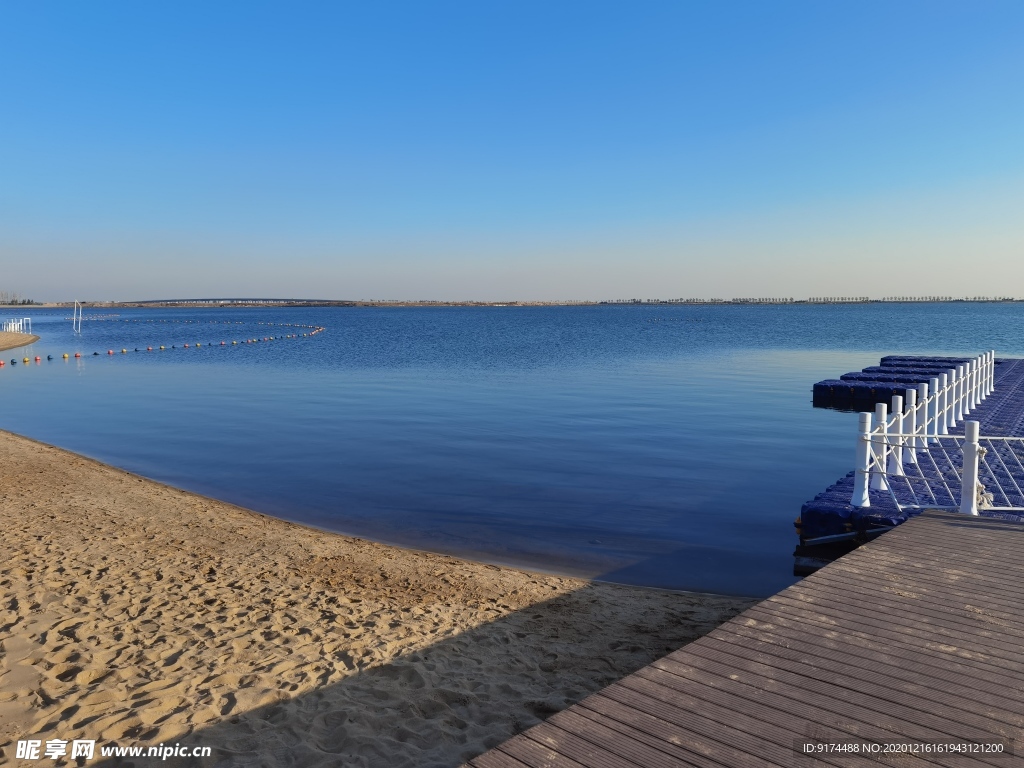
[0,332,40,353]
[0,429,756,767]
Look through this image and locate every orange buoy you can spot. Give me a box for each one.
[75,352,82,358]
[34,356,41,362]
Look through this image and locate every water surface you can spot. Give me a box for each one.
[2,303,1021,596]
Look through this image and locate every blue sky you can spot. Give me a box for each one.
[2,1,1022,301]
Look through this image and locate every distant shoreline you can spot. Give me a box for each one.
[13,297,1024,310]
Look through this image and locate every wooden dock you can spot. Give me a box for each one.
[468,511,1024,767]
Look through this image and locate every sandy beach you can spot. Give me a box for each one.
[0,332,40,353]
[0,429,755,767]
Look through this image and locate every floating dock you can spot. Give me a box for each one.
[797,354,1024,566]
[468,511,1023,767]
[813,355,1015,412]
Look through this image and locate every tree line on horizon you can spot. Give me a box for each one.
[0,291,38,305]
[608,296,1020,304]
[875,296,1017,302]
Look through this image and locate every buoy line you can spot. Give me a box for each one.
[1,323,325,369]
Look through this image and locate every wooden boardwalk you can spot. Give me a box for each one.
[468,512,1024,767]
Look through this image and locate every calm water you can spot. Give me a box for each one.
[2,303,1023,596]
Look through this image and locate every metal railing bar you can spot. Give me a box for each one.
[983,440,1024,502]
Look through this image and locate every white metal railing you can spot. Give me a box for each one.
[850,351,1012,516]
[854,427,1024,516]
[1,317,31,333]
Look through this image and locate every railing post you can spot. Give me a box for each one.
[949,368,960,428]
[965,361,972,413]
[975,355,982,406]
[890,394,905,476]
[904,388,918,463]
[929,377,940,443]
[871,402,889,491]
[916,382,929,448]
[939,373,951,434]
[965,360,974,414]
[960,420,980,516]
[971,357,979,410]
[953,365,963,423]
[961,360,967,415]
[950,365,959,424]
[852,412,872,507]
[988,350,995,396]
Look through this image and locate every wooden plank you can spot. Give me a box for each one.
[884,526,1024,560]
[832,518,1024,566]
[556,706,754,768]
[630,666,938,767]
[811,560,1024,625]
[738,601,1023,684]
[834,532,1024,581]
[899,511,1024,537]
[715,618,1024,721]
[494,734,590,768]
[677,643,1013,764]
[705,625,1023,736]
[872,528,1024,569]
[840,549,1024,605]
[766,583,1024,650]
[519,723,646,768]
[524,720,691,768]
[654,650,1007,756]
[787,578,1024,651]
[753,591,1024,678]
[577,686,798,768]
[892,532,1024,561]
[732,602,1022,696]
[806,571,1024,640]
[468,740,535,768]
[847,536,1024,584]
[590,678,855,768]
[756,592,1024,673]
[788,574,1024,640]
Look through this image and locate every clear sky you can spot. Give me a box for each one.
[2,1,1022,302]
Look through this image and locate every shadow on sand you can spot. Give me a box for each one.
[91,582,751,768]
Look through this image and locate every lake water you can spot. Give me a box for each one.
[2,303,1022,596]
